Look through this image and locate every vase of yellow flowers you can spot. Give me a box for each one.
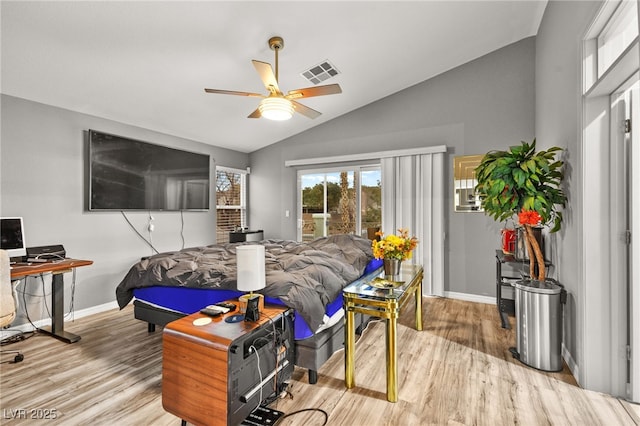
[372,228,418,276]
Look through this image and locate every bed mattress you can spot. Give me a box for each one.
[117,235,375,333]
[132,257,382,340]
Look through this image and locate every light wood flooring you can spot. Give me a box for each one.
[0,297,638,425]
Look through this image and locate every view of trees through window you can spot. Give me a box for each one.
[216,169,245,243]
[300,168,381,242]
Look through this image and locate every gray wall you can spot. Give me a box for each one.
[535,1,602,388]
[249,37,536,298]
[1,94,248,325]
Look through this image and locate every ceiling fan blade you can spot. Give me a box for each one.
[291,100,321,119]
[286,84,342,100]
[252,60,280,95]
[247,108,261,119]
[204,88,263,97]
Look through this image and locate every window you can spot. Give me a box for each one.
[298,166,381,242]
[597,0,638,78]
[584,1,639,94]
[216,167,246,243]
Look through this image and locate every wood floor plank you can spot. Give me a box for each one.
[621,399,640,423]
[0,298,636,425]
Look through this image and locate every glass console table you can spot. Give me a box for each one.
[342,263,423,402]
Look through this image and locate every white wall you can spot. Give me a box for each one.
[1,95,249,325]
[249,37,536,299]
[535,1,603,388]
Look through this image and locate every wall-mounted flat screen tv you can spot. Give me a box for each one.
[89,130,210,211]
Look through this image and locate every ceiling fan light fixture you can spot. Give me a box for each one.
[259,97,294,121]
[205,36,341,120]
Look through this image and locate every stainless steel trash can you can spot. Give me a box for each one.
[512,279,564,372]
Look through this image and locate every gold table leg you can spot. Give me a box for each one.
[345,306,355,389]
[415,277,423,331]
[386,314,398,402]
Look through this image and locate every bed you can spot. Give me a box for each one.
[116,234,381,384]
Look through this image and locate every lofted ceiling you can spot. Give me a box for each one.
[1,1,546,153]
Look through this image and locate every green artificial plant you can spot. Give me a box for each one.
[474,139,567,281]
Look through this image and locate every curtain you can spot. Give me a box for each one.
[381,152,445,296]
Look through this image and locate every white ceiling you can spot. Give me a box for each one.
[1,1,546,153]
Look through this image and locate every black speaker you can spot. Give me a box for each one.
[244,295,260,322]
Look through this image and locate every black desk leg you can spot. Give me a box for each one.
[38,273,81,343]
[496,256,511,329]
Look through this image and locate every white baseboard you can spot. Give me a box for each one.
[562,343,580,385]
[444,291,496,305]
[5,301,120,334]
[73,300,120,318]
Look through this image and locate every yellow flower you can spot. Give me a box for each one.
[372,228,418,261]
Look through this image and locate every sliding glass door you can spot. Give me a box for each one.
[297,166,380,242]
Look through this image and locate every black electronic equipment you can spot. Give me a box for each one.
[26,245,66,261]
[229,229,264,243]
[242,406,284,425]
[200,307,223,317]
[244,294,260,322]
[215,302,237,312]
[227,310,294,426]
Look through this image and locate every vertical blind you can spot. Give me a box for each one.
[381,152,445,296]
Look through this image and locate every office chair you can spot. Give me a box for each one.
[0,250,24,364]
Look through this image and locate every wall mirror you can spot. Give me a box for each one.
[453,155,484,212]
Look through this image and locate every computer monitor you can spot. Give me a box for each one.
[0,217,27,259]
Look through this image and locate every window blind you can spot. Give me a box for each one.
[216,169,246,243]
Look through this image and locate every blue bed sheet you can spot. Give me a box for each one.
[133,258,383,340]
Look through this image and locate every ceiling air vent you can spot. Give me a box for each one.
[301,60,340,85]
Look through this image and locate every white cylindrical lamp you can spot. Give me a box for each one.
[236,244,266,313]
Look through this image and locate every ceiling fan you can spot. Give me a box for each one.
[204,36,342,121]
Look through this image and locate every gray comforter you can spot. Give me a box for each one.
[116,234,374,331]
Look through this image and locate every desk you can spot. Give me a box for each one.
[343,264,423,402]
[10,259,93,343]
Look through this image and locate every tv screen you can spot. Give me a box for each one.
[89,130,210,211]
